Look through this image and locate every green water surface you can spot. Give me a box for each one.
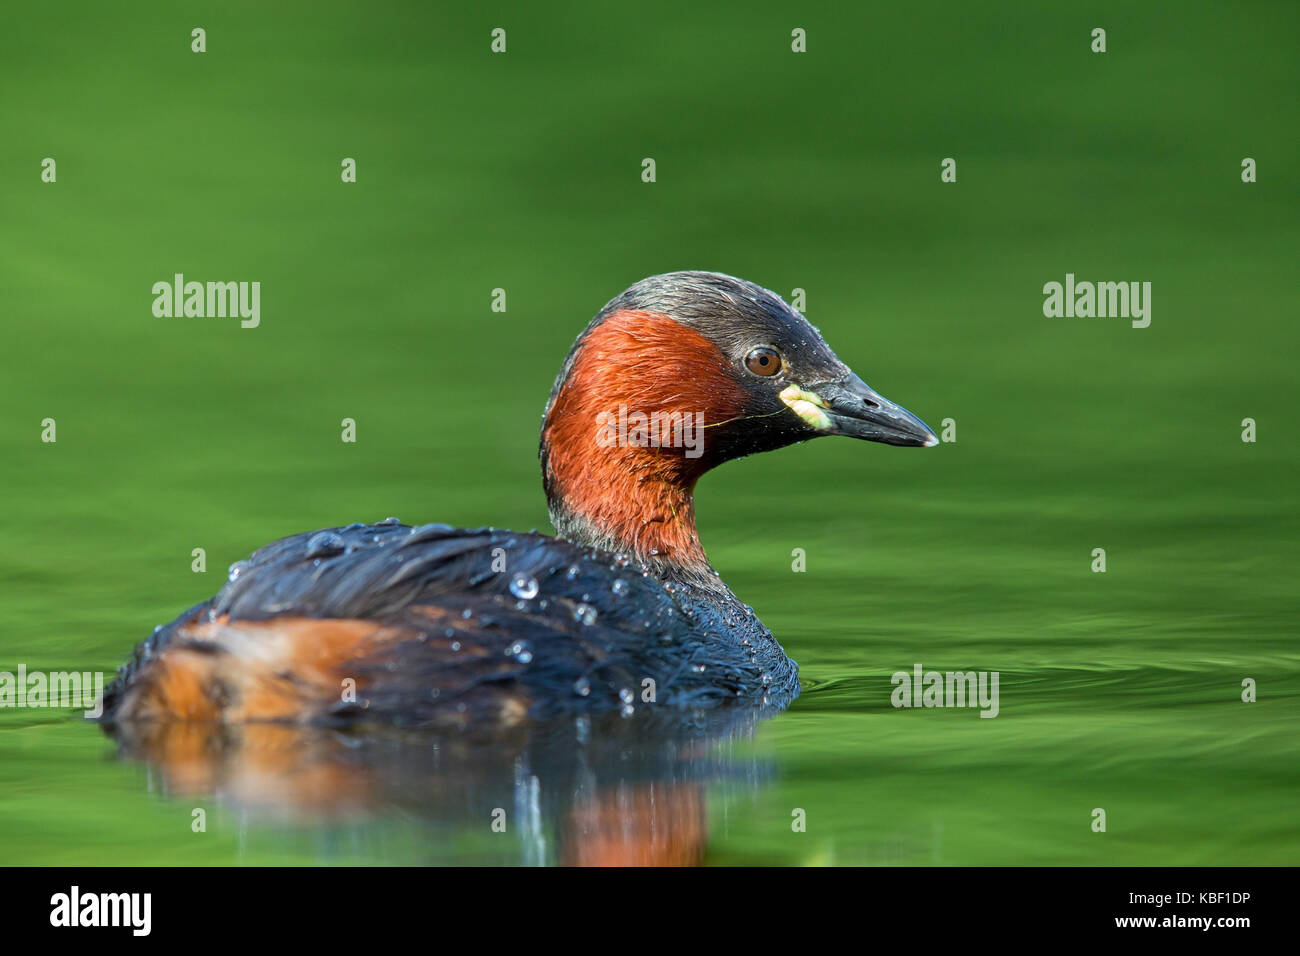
[1,1,1296,865]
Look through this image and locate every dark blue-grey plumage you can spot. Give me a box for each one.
[100,520,798,726]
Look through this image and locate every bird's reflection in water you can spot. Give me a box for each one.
[104,703,783,865]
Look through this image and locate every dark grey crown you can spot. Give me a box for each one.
[594,271,796,328]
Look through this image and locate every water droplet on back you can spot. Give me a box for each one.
[509,573,539,600]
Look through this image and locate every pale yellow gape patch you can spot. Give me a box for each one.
[779,384,831,431]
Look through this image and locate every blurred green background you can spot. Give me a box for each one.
[1,1,1296,864]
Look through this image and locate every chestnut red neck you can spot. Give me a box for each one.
[540,310,749,583]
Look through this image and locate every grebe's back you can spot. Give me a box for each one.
[101,519,797,728]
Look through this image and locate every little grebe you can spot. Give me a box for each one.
[101,271,935,728]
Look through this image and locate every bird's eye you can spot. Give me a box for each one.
[745,347,783,377]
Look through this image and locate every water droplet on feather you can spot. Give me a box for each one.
[509,574,539,600]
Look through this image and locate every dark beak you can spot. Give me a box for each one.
[811,373,938,447]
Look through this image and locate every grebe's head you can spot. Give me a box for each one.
[541,271,936,583]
